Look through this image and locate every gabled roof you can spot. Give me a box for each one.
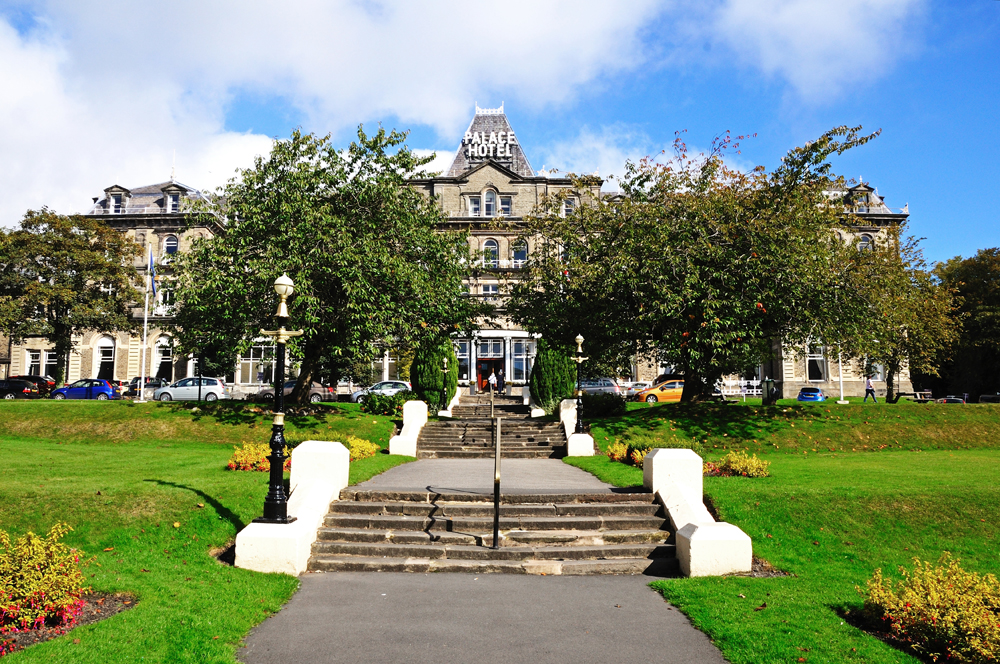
[446,104,534,178]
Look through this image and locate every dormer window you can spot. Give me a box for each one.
[484,190,496,217]
[112,194,123,214]
[168,193,180,213]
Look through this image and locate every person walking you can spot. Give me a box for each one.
[497,368,505,394]
[864,375,878,403]
[487,370,497,394]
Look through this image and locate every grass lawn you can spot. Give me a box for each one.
[0,400,412,662]
[569,402,1000,663]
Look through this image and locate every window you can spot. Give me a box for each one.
[511,241,528,268]
[96,336,116,380]
[112,194,123,214]
[155,337,173,381]
[483,239,499,267]
[858,234,873,251]
[500,196,512,216]
[482,284,499,301]
[44,352,58,378]
[484,190,496,217]
[512,340,534,381]
[469,196,481,216]
[807,344,826,382]
[563,198,576,216]
[160,284,175,310]
[239,345,275,384]
[164,235,179,255]
[27,350,41,375]
[168,193,180,213]
[478,339,503,358]
[456,341,470,381]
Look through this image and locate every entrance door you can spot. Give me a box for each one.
[477,359,504,392]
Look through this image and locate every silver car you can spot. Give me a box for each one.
[579,377,622,396]
[623,381,652,399]
[154,377,232,402]
[351,380,411,403]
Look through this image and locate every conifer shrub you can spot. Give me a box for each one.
[0,524,87,636]
[529,340,576,414]
[409,336,458,411]
[226,442,291,472]
[860,553,1000,663]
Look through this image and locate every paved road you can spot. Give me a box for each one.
[351,458,619,495]
[239,572,726,664]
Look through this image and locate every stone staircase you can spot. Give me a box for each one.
[417,395,567,459]
[307,489,677,576]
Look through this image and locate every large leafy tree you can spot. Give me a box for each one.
[172,127,486,403]
[0,209,141,385]
[509,127,881,401]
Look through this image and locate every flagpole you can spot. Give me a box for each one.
[137,245,151,403]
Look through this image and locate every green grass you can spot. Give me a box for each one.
[0,400,411,662]
[571,403,1000,663]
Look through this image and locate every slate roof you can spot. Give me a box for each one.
[88,180,208,214]
[446,104,535,178]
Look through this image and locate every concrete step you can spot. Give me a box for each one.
[311,540,674,562]
[323,513,668,532]
[307,555,678,575]
[417,449,562,459]
[338,490,657,504]
[316,527,670,547]
[329,501,662,518]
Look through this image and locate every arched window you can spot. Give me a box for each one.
[96,336,116,380]
[483,239,499,268]
[512,240,528,268]
[858,234,873,251]
[155,337,174,381]
[484,190,496,217]
[164,235,179,255]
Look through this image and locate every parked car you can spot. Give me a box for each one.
[935,395,966,404]
[256,380,336,404]
[979,394,1000,403]
[51,379,122,400]
[351,380,411,404]
[797,387,826,402]
[578,378,622,396]
[635,379,684,404]
[154,377,232,402]
[623,381,652,399]
[9,374,55,397]
[124,376,170,397]
[0,379,41,399]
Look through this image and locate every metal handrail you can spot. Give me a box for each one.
[492,416,502,549]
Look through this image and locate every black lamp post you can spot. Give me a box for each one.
[572,334,588,434]
[254,274,303,524]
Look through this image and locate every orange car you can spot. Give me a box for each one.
[635,379,684,403]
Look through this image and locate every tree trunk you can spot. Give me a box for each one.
[290,343,320,405]
[51,325,73,387]
[885,357,900,404]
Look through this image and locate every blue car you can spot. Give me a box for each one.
[51,378,122,400]
[797,387,826,402]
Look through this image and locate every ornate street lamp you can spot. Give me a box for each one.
[254,274,304,524]
[572,334,588,434]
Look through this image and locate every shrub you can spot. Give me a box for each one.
[581,392,627,417]
[630,448,650,468]
[226,442,291,472]
[410,336,459,411]
[861,553,1000,663]
[529,340,576,414]
[705,451,771,478]
[606,442,629,462]
[0,523,87,635]
[360,391,417,417]
[343,435,380,461]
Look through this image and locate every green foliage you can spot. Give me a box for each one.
[172,127,487,404]
[529,339,576,414]
[410,336,459,411]
[0,523,87,634]
[510,127,885,400]
[0,209,141,385]
[360,391,416,417]
[581,392,627,417]
[704,450,771,477]
[862,553,1000,663]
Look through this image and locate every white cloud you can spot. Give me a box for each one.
[701,0,925,100]
[537,125,655,189]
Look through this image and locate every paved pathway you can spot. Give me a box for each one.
[352,458,617,494]
[239,572,726,664]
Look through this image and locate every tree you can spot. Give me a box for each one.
[509,127,881,401]
[847,229,959,402]
[409,336,458,411]
[528,339,577,414]
[172,127,487,404]
[0,209,141,385]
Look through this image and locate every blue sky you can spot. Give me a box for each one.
[0,0,997,264]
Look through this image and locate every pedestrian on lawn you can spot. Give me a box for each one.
[488,370,497,393]
[864,375,878,403]
[497,369,505,393]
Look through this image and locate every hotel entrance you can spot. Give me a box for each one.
[475,338,504,392]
